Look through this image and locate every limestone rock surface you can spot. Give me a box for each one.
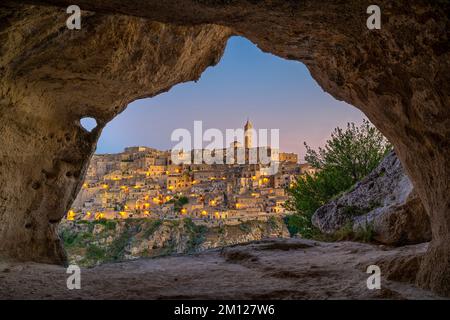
[0,0,448,295]
[58,218,289,266]
[312,151,431,246]
[0,238,441,299]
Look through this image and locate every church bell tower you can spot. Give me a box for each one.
[244,119,253,149]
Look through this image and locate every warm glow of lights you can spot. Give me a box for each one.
[210,200,216,206]
[85,211,92,219]
[95,212,104,220]
[124,205,129,210]
[143,210,150,216]
[201,210,208,216]
[263,177,269,183]
[67,210,75,221]
[102,184,108,189]
[165,196,171,201]
[82,183,88,189]
[181,208,187,215]
[251,176,256,180]
[235,203,241,209]
[192,180,197,184]
[119,211,127,218]
[144,203,150,208]
[168,186,174,190]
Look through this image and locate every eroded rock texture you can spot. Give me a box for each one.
[0,3,231,264]
[0,0,449,295]
[0,239,440,300]
[58,217,289,266]
[312,151,431,246]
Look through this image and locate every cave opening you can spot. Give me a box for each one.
[1,1,447,298]
[60,36,368,267]
[80,117,98,133]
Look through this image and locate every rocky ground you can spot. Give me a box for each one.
[0,238,443,300]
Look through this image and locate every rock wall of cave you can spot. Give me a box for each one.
[1,0,448,294]
[0,2,231,263]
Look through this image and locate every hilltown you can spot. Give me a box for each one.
[67,120,317,225]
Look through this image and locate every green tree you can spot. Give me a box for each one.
[304,119,391,183]
[168,195,189,212]
[285,120,391,238]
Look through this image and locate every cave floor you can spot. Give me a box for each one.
[0,238,443,299]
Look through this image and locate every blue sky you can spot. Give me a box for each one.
[93,36,365,160]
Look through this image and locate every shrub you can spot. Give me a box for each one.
[268,216,278,229]
[285,120,391,240]
[327,221,375,243]
[304,120,391,183]
[354,223,375,243]
[168,195,189,212]
[143,219,162,238]
[93,219,117,231]
[239,222,251,233]
[283,213,319,239]
[60,229,92,247]
[183,218,207,251]
[85,244,106,261]
[332,222,355,241]
[107,230,132,261]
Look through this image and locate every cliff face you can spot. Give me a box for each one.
[1,0,449,295]
[312,151,431,246]
[58,218,289,266]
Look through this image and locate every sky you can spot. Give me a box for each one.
[92,36,366,160]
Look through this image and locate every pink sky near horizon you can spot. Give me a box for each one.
[92,36,366,161]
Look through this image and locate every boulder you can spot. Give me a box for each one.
[312,151,431,245]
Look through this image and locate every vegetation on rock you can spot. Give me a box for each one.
[285,120,391,241]
[59,217,289,267]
